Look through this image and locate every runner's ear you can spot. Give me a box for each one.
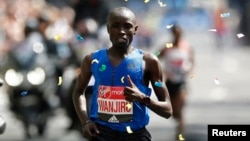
[126,75,134,87]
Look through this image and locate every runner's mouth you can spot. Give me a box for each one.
[117,37,127,42]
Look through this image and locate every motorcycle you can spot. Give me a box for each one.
[3,28,58,138]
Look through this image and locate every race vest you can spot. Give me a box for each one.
[90,48,152,132]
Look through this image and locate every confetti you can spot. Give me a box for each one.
[126,103,132,109]
[54,34,61,41]
[126,126,133,134]
[214,77,220,85]
[99,64,106,72]
[76,35,84,41]
[158,0,167,7]
[121,76,125,83]
[57,76,62,86]
[91,59,99,64]
[154,81,163,87]
[237,33,244,38]
[154,52,160,56]
[190,74,195,79]
[220,13,230,18]
[208,29,217,32]
[21,90,28,96]
[166,43,173,48]
[166,24,173,29]
[178,134,185,141]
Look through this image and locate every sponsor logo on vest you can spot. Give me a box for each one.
[97,86,133,121]
[108,115,119,123]
[98,85,111,98]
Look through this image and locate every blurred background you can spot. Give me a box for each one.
[0,0,250,141]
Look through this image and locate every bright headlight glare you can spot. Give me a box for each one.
[4,69,24,86]
[27,67,46,85]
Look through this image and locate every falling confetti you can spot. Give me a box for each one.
[126,126,133,134]
[126,103,132,109]
[214,77,220,85]
[166,24,173,29]
[178,134,185,141]
[154,81,163,87]
[166,43,173,48]
[190,74,195,79]
[208,29,217,32]
[54,34,61,41]
[76,35,84,41]
[21,90,28,96]
[158,0,167,7]
[154,52,160,56]
[58,76,62,86]
[121,76,125,83]
[237,33,244,38]
[99,64,106,72]
[220,13,230,18]
[91,59,99,64]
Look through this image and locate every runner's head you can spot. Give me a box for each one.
[107,7,138,49]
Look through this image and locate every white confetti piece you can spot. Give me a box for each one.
[237,33,244,38]
[58,76,62,86]
[166,43,173,48]
[220,13,230,18]
[158,0,167,7]
[214,77,220,85]
[166,24,173,29]
[126,126,133,134]
[208,29,217,32]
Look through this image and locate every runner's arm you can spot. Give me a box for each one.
[144,53,172,119]
[72,54,92,125]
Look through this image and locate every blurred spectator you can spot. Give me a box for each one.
[212,5,228,50]
[71,0,110,29]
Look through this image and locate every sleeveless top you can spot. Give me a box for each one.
[90,48,152,132]
[163,40,192,83]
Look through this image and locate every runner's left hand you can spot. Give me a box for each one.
[124,75,144,102]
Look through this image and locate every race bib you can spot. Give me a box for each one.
[97,85,133,123]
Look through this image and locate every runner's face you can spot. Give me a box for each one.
[107,13,137,48]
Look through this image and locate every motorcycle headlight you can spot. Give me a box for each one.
[4,69,24,87]
[27,67,46,85]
